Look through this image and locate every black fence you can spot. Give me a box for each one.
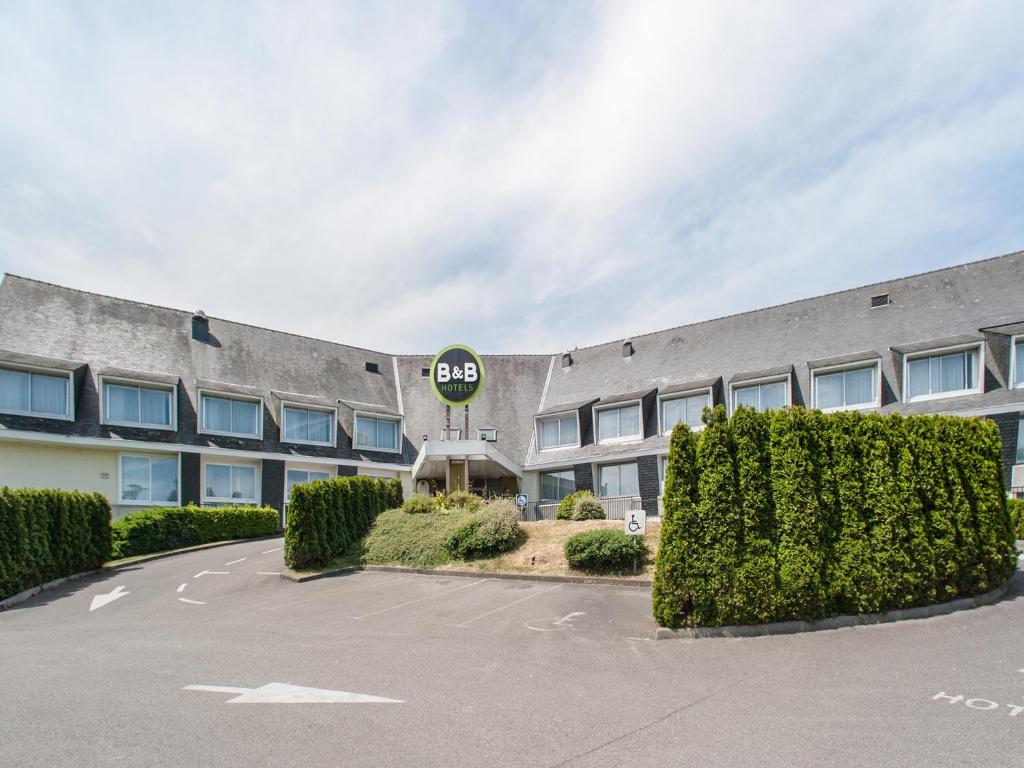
[520,496,650,522]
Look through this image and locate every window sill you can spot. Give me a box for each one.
[905,388,982,404]
[281,438,336,448]
[0,408,74,421]
[199,429,262,440]
[104,420,177,431]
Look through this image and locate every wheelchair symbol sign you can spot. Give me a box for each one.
[624,510,646,536]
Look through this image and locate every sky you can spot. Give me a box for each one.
[1,1,1022,355]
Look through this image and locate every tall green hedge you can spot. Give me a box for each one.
[110,504,279,559]
[653,408,1018,629]
[0,488,111,600]
[284,476,402,569]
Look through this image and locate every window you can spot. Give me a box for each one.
[120,455,178,504]
[732,380,788,412]
[478,428,497,441]
[597,403,641,442]
[286,468,331,503]
[598,462,639,498]
[536,414,578,450]
[540,470,575,501]
[205,463,258,503]
[660,391,710,434]
[905,347,979,401]
[0,367,71,418]
[439,428,462,441]
[104,382,174,428]
[1012,336,1023,389]
[354,414,400,451]
[200,394,260,437]
[813,365,878,411]
[1017,419,1024,464]
[282,405,335,445]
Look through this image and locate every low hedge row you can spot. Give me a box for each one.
[284,476,402,569]
[564,528,646,573]
[0,488,111,600]
[111,504,279,558]
[653,407,1018,629]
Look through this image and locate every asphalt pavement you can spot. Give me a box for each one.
[1,538,1023,767]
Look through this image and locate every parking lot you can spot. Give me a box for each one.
[1,538,1023,767]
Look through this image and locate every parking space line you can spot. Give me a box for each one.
[194,570,230,578]
[225,558,247,566]
[257,571,282,576]
[178,598,206,605]
[262,548,282,554]
[454,584,561,628]
[351,579,488,620]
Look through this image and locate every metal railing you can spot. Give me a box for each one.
[520,496,647,522]
[1011,486,1023,500]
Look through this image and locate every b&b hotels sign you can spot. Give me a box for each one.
[430,344,485,407]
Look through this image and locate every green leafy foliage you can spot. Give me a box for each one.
[653,408,1017,629]
[556,490,592,520]
[284,477,402,569]
[402,494,437,514]
[564,528,646,573]
[441,490,484,511]
[0,488,111,600]
[446,499,523,559]
[1008,498,1024,540]
[570,496,606,520]
[110,504,278,559]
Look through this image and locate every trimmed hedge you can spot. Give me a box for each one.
[0,488,111,600]
[653,407,1017,629]
[564,528,646,573]
[1009,499,1024,540]
[285,476,402,569]
[111,504,279,558]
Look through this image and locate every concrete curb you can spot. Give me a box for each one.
[281,564,653,588]
[0,534,283,611]
[655,581,1012,640]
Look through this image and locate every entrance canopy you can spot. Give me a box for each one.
[411,439,522,494]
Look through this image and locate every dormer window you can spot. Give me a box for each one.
[354,413,401,452]
[0,366,72,420]
[281,404,336,446]
[536,413,579,450]
[596,403,641,443]
[1012,335,1023,389]
[200,393,261,438]
[103,380,175,429]
[904,344,982,402]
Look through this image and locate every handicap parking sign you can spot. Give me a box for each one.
[624,509,646,536]
[515,493,528,509]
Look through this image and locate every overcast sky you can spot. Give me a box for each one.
[1,2,1022,355]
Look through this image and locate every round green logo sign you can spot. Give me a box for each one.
[430,344,485,407]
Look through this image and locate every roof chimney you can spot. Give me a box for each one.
[622,340,634,358]
[561,352,572,368]
[191,310,209,342]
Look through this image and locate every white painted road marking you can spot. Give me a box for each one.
[194,570,230,578]
[257,572,282,576]
[933,692,1024,716]
[178,598,207,605]
[553,611,585,626]
[184,682,403,704]
[262,548,282,554]
[89,585,129,612]
[524,611,586,633]
[177,583,188,593]
[351,579,487,619]
[225,558,247,566]
[455,584,561,627]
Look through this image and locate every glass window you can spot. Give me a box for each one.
[285,469,332,504]
[540,470,576,501]
[814,366,877,410]
[537,414,578,450]
[661,392,710,433]
[282,406,334,445]
[1013,338,1023,388]
[120,455,178,503]
[906,349,976,400]
[732,380,788,412]
[597,404,641,442]
[439,428,462,441]
[355,415,400,450]
[0,368,69,417]
[205,463,257,502]
[598,462,639,498]
[201,394,259,437]
[105,382,173,427]
[1017,420,1024,464]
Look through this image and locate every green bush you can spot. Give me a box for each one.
[564,528,646,573]
[0,488,111,600]
[1009,499,1024,540]
[446,499,522,559]
[653,408,1017,629]
[402,494,436,514]
[442,490,484,511]
[556,490,591,520]
[362,507,473,568]
[570,496,606,520]
[111,504,278,559]
[285,476,402,569]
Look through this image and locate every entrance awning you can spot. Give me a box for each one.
[411,439,523,480]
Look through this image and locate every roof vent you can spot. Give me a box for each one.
[562,353,572,368]
[623,340,634,358]
[421,367,430,378]
[191,310,209,342]
[365,361,380,374]
[870,293,890,308]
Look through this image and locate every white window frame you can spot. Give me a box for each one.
[810,361,882,413]
[280,401,338,447]
[657,387,713,436]
[198,389,264,439]
[284,463,336,506]
[1011,334,1024,390]
[439,428,462,441]
[0,363,75,421]
[729,373,792,415]
[478,428,497,442]
[540,468,576,502]
[353,411,403,454]
[596,460,641,499]
[902,342,984,404]
[534,410,582,452]
[1017,418,1024,464]
[100,375,177,431]
[118,453,181,507]
[593,400,643,445]
[202,458,261,505]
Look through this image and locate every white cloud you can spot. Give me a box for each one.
[0,0,1022,354]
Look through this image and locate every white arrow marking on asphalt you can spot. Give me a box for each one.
[90,585,129,612]
[193,570,230,578]
[177,583,188,593]
[553,611,585,626]
[184,683,403,704]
